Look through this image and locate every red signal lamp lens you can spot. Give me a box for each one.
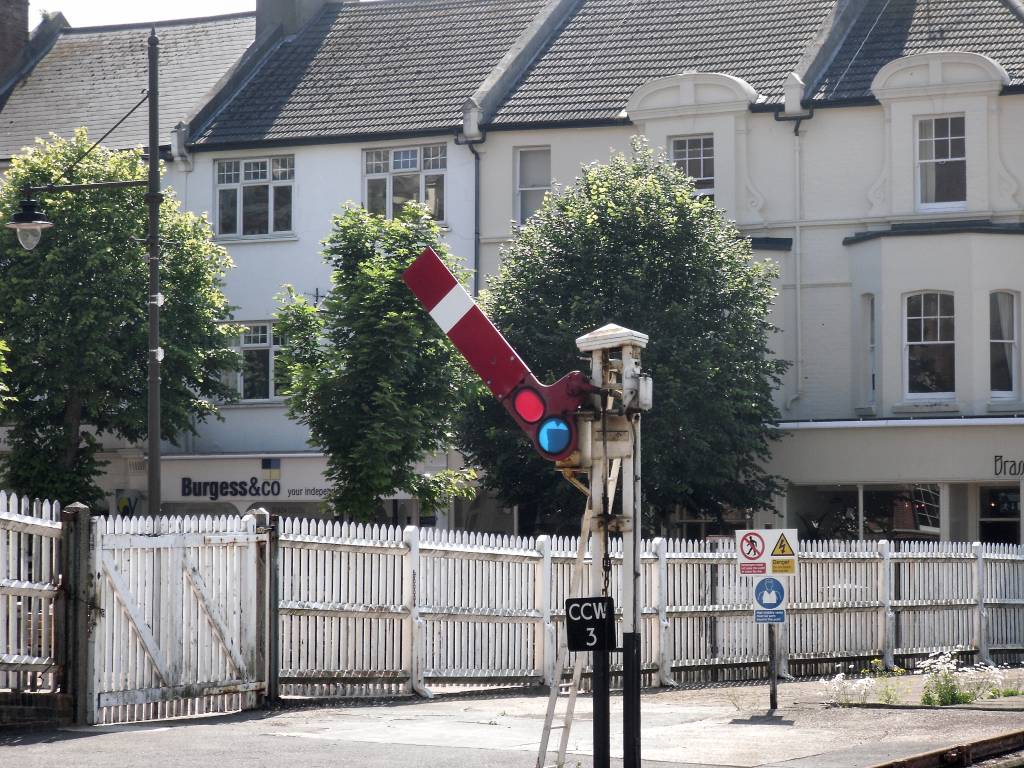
[512,387,545,423]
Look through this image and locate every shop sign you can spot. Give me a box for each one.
[735,528,799,576]
[175,458,332,502]
[994,455,1024,478]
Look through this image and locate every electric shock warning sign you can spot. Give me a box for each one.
[735,529,799,577]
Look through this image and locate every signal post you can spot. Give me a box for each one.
[403,248,651,768]
[575,325,650,768]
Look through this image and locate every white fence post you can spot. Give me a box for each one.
[972,542,991,664]
[534,535,555,687]
[402,525,432,698]
[878,540,895,669]
[652,538,674,686]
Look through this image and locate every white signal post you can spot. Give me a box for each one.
[575,324,652,768]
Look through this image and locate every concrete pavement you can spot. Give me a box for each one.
[2,679,1023,767]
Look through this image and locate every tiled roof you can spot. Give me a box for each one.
[191,0,548,147]
[0,13,255,161]
[809,0,1024,101]
[489,0,837,125]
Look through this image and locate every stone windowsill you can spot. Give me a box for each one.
[891,401,960,414]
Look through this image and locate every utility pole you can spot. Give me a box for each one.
[146,27,163,514]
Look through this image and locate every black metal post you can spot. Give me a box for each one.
[592,650,610,768]
[146,29,163,514]
[622,632,641,768]
[768,624,778,710]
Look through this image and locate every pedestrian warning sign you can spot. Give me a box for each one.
[771,533,795,557]
[734,529,799,578]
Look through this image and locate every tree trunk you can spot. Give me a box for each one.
[60,392,83,472]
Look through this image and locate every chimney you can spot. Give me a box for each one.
[0,0,28,82]
[256,0,326,40]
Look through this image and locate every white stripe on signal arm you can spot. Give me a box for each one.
[429,283,475,334]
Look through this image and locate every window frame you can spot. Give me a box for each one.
[514,145,552,225]
[362,143,448,222]
[903,290,956,401]
[990,290,1019,400]
[669,133,715,198]
[236,322,286,402]
[915,115,966,213]
[214,155,295,238]
[864,294,877,405]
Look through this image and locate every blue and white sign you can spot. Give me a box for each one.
[753,576,787,623]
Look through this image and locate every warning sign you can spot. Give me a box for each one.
[734,529,799,578]
[771,533,795,557]
[753,576,787,623]
[738,532,766,573]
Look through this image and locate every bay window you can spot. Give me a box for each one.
[990,291,1018,398]
[905,291,955,398]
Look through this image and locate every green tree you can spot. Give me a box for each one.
[458,140,788,534]
[276,203,475,519]
[0,130,238,505]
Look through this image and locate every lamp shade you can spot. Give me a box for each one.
[6,196,53,251]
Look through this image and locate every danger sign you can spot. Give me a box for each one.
[734,529,799,577]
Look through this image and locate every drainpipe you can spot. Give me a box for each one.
[454,131,485,296]
[774,75,815,412]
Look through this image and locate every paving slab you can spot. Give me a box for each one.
[1,679,1023,767]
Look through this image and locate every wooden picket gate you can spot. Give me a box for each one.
[0,493,62,694]
[86,514,268,723]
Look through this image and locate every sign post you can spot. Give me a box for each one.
[736,529,798,710]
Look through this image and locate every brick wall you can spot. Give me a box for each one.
[0,0,28,81]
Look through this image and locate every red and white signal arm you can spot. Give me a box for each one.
[402,247,591,461]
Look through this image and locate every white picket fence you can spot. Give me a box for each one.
[277,520,1024,698]
[0,493,62,694]
[3,503,1022,717]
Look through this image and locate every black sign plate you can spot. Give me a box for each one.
[565,596,616,651]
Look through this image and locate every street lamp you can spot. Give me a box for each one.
[4,29,163,514]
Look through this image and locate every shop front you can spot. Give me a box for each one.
[768,419,1024,543]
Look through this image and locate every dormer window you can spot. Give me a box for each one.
[671,135,714,199]
[917,116,965,211]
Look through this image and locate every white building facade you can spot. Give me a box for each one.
[5,0,1024,541]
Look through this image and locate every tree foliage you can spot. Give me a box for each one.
[0,130,238,505]
[276,203,476,519]
[458,140,788,534]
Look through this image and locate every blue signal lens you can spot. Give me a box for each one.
[538,417,571,455]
